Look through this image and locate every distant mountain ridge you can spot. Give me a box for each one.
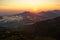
[0,10,60,40]
[0,10,60,28]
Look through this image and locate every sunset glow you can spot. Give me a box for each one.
[0,0,60,12]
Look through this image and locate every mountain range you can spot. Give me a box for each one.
[0,10,60,28]
[0,10,60,40]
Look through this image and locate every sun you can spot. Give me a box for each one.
[33,8,37,11]
[30,8,38,13]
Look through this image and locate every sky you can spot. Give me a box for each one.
[0,0,60,15]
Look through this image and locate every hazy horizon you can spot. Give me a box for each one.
[0,0,60,15]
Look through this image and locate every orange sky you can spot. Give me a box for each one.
[0,0,60,12]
